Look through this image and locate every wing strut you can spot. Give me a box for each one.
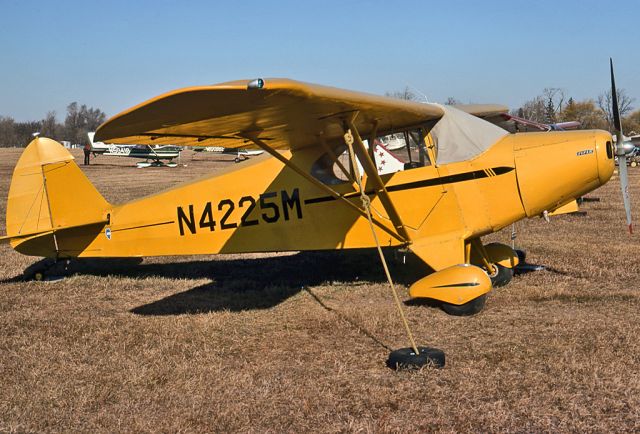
[367,120,379,164]
[344,118,411,242]
[242,135,407,243]
[146,145,160,162]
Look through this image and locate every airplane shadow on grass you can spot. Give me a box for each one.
[132,250,429,315]
[14,250,430,315]
[126,252,549,315]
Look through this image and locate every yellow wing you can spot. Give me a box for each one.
[95,78,445,150]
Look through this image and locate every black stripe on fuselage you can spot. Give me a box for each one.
[303,166,514,205]
[111,220,175,233]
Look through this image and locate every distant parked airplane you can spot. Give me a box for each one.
[88,132,181,168]
[192,145,264,162]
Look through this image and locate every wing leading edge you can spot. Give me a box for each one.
[95,78,445,151]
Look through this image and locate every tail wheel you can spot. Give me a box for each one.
[487,263,513,287]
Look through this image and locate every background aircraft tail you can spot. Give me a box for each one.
[3,137,111,256]
[87,131,108,152]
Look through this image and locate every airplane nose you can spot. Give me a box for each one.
[514,130,605,217]
[595,130,615,186]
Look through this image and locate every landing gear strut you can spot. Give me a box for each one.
[469,239,518,288]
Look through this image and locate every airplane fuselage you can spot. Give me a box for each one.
[11,129,614,272]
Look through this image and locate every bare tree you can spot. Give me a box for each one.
[40,111,58,138]
[64,102,107,144]
[385,86,417,101]
[14,121,42,146]
[597,88,635,130]
[542,88,566,123]
[516,95,546,123]
[64,102,81,143]
[83,106,107,132]
[514,88,566,124]
[0,116,19,147]
[444,97,461,105]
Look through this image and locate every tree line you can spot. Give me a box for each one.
[0,102,106,147]
[514,87,639,133]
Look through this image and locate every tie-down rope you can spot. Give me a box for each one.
[344,129,420,355]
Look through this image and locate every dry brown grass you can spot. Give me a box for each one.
[1,148,639,432]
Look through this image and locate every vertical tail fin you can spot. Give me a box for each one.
[87,131,96,147]
[5,137,110,256]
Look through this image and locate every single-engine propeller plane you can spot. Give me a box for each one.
[191,145,264,163]
[88,132,181,168]
[0,71,626,318]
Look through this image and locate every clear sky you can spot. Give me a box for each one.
[1,0,638,121]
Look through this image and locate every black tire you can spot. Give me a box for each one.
[23,258,55,281]
[386,346,445,370]
[515,249,526,264]
[488,263,513,287]
[441,294,486,316]
[23,258,72,281]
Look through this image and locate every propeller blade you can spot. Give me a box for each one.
[610,58,633,233]
[610,58,623,134]
[618,154,633,234]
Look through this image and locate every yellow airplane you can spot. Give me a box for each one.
[0,78,617,317]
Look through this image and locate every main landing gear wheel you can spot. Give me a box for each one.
[387,346,445,370]
[23,258,69,281]
[487,264,513,287]
[441,294,487,316]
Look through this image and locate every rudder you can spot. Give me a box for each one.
[5,137,110,256]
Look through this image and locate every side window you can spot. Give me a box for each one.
[310,127,433,185]
[310,146,348,185]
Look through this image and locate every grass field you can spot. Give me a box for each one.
[1,147,639,432]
